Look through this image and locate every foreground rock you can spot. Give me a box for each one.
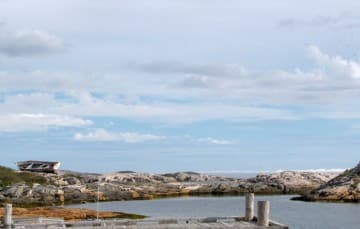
[0,207,145,221]
[0,168,338,207]
[294,162,360,202]
[0,183,64,207]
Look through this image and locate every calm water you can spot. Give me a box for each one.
[69,195,360,229]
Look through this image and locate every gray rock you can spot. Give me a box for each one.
[0,169,339,206]
[295,161,360,202]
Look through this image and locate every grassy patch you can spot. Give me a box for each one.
[118,212,146,220]
[0,166,50,188]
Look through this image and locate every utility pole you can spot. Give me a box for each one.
[96,179,100,224]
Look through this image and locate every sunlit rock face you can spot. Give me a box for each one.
[0,168,338,207]
[296,162,360,202]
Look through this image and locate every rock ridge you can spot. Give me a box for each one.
[0,168,339,207]
[294,162,360,202]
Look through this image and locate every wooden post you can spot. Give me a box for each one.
[245,193,254,221]
[3,204,13,228]
[257,201,270,227]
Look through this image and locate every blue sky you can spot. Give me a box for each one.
[0,0,360,173]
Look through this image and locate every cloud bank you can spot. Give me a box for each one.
[0,24,64,57]
[0,46,360,130]
[0,113,91,132]
[277,13,360,30]
[196,137,233,145]
[74,129,166,143]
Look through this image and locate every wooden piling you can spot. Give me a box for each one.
[3,204,12,228]
[245,193,254,221]
[257,201,270,227]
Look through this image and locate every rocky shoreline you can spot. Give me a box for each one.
[294,162,360,202]
[0,167,339,207]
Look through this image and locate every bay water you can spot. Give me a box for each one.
[69,195,360,229]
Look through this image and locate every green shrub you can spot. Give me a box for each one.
[0,166,50,188]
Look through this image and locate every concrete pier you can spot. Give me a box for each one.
[245,193,254,221]
[257,200,270,227]
[62,217,288,228]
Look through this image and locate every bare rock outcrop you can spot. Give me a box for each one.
[251,171,337,194]
[0,182,64,206]
[0,169,338,207]
[294,162,360,202]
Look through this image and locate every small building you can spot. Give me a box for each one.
[16,160,61,173]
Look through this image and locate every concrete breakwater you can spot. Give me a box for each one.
[0,169,337,207]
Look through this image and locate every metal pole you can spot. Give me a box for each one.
[245,193,254,221]
[96,181,100,224]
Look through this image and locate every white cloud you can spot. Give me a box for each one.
[308,45,360,79]
[74,129,165,143]
[277,13,360,30]
[0,25,64,57]
[0,92,297,123]
[58,93,299,123]
[1,46,360,123]
[196,137,232,145]
[0,93,56,113]
[177,75,212,88]
[129,62,247,77]
[0,113,92,132]
[0,45,359,106]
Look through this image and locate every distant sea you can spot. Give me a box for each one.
[71,195,360,229]
[204,168,345,179]
[204,172,258,178]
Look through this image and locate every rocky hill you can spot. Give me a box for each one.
[0,166,51,188]
[0,167,338,207]
[294,162,360,202]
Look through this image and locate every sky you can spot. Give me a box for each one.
[0,0,360,173]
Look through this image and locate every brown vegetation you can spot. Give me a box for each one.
[0,206,145,221]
